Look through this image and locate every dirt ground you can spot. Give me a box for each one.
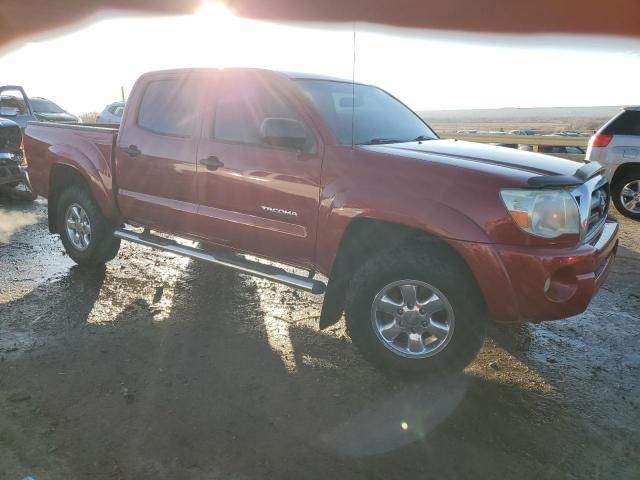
[0,198,638,480]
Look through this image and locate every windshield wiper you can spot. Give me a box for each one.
[410,135,434,142]
[358,138,406,145]
[358,135,435,145]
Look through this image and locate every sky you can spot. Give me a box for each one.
[1,2,640,116]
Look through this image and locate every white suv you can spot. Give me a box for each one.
[587,106,640,219]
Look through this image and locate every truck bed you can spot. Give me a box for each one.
[24,121,119,199]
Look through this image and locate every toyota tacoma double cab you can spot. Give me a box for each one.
[23,68,619,375]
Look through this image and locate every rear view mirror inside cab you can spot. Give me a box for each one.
[338,96,364,108]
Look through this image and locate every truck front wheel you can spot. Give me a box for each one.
[344,248,486,376]
[56,185,120,266]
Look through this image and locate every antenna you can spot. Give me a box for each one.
[351,28,356,147]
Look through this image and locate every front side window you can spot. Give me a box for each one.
[294,79,436,145]
[138,79,197,137]
[213,79,303,146]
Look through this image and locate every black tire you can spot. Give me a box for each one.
[612,170,640,220]
[56,184,120,266]
[344,246,486,377]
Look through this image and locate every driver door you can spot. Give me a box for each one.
[195,70,323,269]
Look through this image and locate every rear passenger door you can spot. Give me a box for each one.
[195,70,323,268]
[115,72,206,235]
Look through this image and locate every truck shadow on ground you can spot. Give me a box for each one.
[1,249,631,479]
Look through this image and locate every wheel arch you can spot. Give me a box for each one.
[45,141,118,234]
[48,164,87,233]
[318,216,486,329]
[611,162,640,186]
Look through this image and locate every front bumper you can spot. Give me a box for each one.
[0,159,25,187]
[0,157,34,197]
[451,218,619,322]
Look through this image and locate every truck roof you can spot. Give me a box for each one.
[141,67,358,85]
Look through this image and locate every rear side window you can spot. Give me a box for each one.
[137,79,197,137]
[213,80,302,146]
[603,110,640,136]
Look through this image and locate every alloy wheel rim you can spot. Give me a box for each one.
[620,179,640,214]
[65,203,92,251]
[371,279,455,359]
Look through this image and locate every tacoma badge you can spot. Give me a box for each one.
[261,206,298,217]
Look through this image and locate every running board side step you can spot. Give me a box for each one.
[114,229,326,295]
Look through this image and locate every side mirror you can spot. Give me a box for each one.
[260,117,310,151]
[0,106,19,117]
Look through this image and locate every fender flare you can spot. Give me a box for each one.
[46,144,118,232]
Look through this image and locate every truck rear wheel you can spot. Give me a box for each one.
[612,170,640,220]
[56,184,120,266]
[344,248,486,377]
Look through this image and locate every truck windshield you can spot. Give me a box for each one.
[294,79,437,145]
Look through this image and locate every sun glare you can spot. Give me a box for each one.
[195,1,234,23]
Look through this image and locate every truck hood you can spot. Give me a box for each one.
[362,139,581,178]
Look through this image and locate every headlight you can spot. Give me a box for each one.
[500,189,580,238]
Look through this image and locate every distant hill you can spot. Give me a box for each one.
[418,105,624,121]
[419,106,626,134]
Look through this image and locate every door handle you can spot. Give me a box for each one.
[200,156,224,171]
[125,144,141,157]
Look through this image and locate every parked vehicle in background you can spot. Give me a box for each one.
[0,86,34,129]
[548,131,591,137]
[23,68,618,376]
[587,106,640,219]
[30,97,80,123]
[508,129,541,135]
[539,145,585,155]
[0,86,79,128]
[490,142,519,149]
[0,117,36,200]
[96,101,125,124]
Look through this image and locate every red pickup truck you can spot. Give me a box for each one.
[24,68,618,375]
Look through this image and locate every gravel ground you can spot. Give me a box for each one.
[0,198,638,479]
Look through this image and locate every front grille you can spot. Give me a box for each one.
[0,165,21,180]
[587,184,609,236]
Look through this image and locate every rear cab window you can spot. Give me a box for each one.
[137,78,198,137]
